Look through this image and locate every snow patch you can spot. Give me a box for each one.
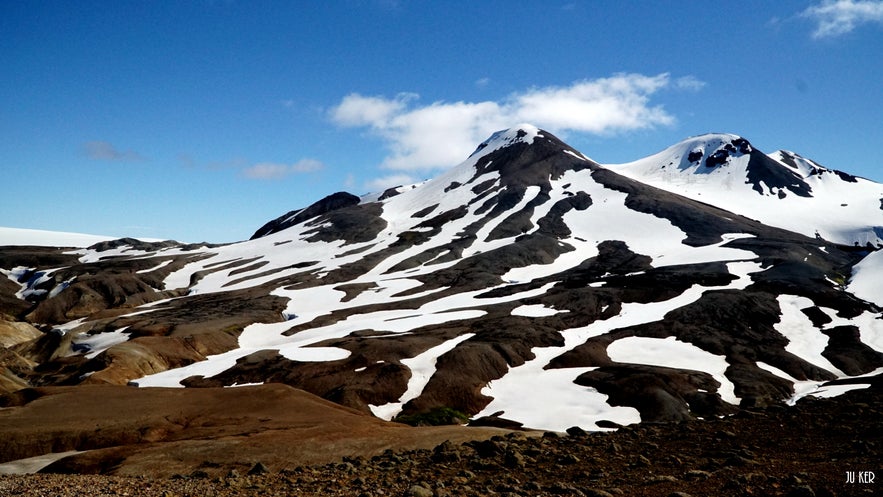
[774,295,845,376]
[607,336,739,405]
[511,304,566,317]
[370,333,475,421]
[848,249,883,306]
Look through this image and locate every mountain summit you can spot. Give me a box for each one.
[2,125,882,436]
[613,133,883,247]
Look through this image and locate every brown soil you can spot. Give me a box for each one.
[0,384,507,477]
[1,382,882,496]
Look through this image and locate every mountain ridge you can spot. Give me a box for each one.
[612,132,883,248]
[2,125,882,438]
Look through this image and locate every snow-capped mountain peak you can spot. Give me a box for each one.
[613,134,883,247]
[469,124,543,159]
[623,133,754,177]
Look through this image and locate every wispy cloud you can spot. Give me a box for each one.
[83,141,146,162]
[242,158,324,180]
[674,75,707,91]
[802,0,883,38]
[329,73,699,177]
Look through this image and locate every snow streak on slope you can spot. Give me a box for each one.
[758,362,883,405]
[475,261,762,431]
[775,295,846,377]
[501,165,756,283]
[370,333,475,421]
[612,134,883,247]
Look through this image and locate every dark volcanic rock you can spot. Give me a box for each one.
[250,191,362,239]
[746,150,812,197]
[576,365,738,422]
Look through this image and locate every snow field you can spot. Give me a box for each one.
[511,304,566,317]
[476,262,762,430]
[0,226,119,247]
[848,249,883,307]
[756,295,883,403]
[607,336,738,404]
[774,295,846,377]
[502,163,757,284]
[71,326,132,359]
[21,127,883,432]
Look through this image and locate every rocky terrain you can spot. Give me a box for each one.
[1,378,880,496]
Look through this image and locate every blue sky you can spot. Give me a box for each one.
[2,0,882,243]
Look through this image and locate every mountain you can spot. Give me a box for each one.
[0,227,124,248]
[612,133,883,248]
[2,125,882,441]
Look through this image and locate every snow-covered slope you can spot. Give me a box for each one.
[611,134,883,247]
[3,125,882,432]
[0,227,121,247]
[848,248,883,307]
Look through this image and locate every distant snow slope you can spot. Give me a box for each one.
[0,227,119,247]
[849,248,883,306]
[611,134,883,247]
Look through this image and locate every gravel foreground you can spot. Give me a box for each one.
[2,387,880,497]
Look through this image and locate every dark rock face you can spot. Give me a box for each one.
[250,191,362,239]
[746,150,813,197]
[697,137,750,169]
[378,186,403,201]
[705,149,730,168]
[576,364,738,422]
[302,202,387,245]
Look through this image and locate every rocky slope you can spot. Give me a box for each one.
[1,378,880,496]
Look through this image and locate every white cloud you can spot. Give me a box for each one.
[331,93,416,127]
[674,75,707,91]
[510,74,674,134]
[83,141,146,162]
[330,73,696,173]
[242,158,324,180]
[802,0,883,38]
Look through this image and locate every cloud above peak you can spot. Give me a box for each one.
[802,0,883,38]
[330,73,697,179]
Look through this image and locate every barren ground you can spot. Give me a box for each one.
[1,380,881,496]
